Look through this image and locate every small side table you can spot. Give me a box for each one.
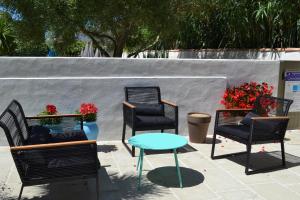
[128,133,187,189]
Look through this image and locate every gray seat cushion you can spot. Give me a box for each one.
[240,112,282,133]
[216,125,281,141]
[27,125,50,145]
[49,130,87,143]
[133,103,164,116]
[135,115,175,129]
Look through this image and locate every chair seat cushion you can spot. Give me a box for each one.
[135,115,175,129]
[241,112,282,133]
[49,130,88,143]
[216,125,281,141]
[27,125,50,145]
[133,103,164,116]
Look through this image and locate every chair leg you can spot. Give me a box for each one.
[122,122,126,143]
[211,132,217,159]
[281,140,286,167]
[245,144,252,175]
[18,184,24,200]
[161,129,164,133]
[175,126,178,135]
[96,172,100,200]
[132,130,136,157]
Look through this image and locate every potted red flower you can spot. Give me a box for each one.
[38,104,61,125]
[221,82,274,109]
[76,103,99,140]
[38,104,62,133]
[220,82,274,121]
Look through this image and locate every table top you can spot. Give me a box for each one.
[128,133,187,150]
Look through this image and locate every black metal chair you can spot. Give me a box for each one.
[211,96,293,175]
[0,100,100,200]
[122,86,178,157]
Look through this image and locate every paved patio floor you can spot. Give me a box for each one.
[1,131,300,200]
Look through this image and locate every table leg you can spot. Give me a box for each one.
[173,149,183,188]
[136,150,141,171]
[138,148,144,190]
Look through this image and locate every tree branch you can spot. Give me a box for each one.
[80,27,111,57]
[81,28,117,51]
[127,35,160,58]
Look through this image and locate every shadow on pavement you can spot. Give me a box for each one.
[147,166,204,188]
[228,151,300,172]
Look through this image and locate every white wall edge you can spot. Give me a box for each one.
[0,76,227,80]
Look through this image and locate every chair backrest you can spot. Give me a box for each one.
[0,100,30,147]
[125,86,161,104]
[253,96,293,116]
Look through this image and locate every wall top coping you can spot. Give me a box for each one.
[0,57,279,63]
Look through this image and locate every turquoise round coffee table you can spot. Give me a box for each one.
[128,133,188,189]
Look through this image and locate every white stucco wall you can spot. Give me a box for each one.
[0,57,280,142]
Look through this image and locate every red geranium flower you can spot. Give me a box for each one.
[78,103,98,122]
[46,104,57,115]
[220,82,274,112]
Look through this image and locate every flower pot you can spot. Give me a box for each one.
[44,124,63,134]
[187,112,211,143]
[83,122,99,140]
[75,121,99,140]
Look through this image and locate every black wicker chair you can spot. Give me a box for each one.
[211,96,293,175]
[0,100,100,200]
[122,86,178,157]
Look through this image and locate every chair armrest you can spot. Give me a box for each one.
[251,116,289,121]
[10,140,96,151]
[215,109,252,127]
[26,114,83,119]
[248,117,290,140]
[162,100,178,122]
[216,108,253,112]
[26,114,84,131]
[123,101,136,109]
[161,99,177,107]
[123,101,136,127]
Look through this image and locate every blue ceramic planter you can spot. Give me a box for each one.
[83,121,99,140]
[75,121,99,140]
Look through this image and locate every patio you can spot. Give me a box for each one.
[1,130,300,200]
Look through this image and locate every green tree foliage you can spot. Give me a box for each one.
[1,0,300,57]
[14,40,48,56]
[176,0,300,49]
[0,0,179,57]
[0,12,16,55]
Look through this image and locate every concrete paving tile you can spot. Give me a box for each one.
[50,181,94,200]
[6,183,51,200]
[250,182,300,200]
[286,183,300,196]
[5,167,21,185]
[289,165,300,175]
[114,173,173,200]
[270,170,300,185]
[180,157,219,172]
[201,167,246,193]
[234,173,274,185]
[217,189,262,200]
[100,191,121,200]
[171,184,218,200]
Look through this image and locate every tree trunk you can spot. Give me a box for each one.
[113,38,126,57]
[113,45,124,57]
